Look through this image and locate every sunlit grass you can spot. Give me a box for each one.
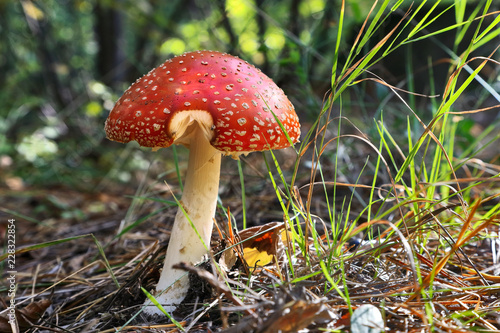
[261,0,500,330]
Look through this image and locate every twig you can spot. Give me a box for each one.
[172,262,258,318]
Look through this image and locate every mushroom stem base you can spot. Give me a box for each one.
[143,129,221,315]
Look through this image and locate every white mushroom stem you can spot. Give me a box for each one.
[144,127,221,315]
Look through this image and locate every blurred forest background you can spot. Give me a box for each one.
[0,0,499,216]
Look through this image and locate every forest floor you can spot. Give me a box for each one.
[2,155,500,333]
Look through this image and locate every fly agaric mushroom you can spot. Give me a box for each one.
[104,50,300,315]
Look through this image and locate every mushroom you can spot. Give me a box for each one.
[104,50,300,315]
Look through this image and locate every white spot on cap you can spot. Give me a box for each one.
[135,111,142,117]
[185,102,191,107]
[250,133,261,142]
[237,118,247,126]
[254,117,265,126]
[217,119,227,127]
[163,108,170,114]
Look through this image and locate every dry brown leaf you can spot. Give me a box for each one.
[260,299,334,333]
[0,299,51,333]
[238,222,286,270]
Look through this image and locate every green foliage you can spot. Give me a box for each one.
[1,0,354,187]
[213,1,497,329]
[277,0,499,329]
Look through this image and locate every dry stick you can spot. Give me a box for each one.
[172,262,258,318]
[185,298,220,332]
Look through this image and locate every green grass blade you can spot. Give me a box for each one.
[141,287,186,331]
[238,159,247,229]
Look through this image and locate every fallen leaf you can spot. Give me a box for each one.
[260,299,335,333]
[238,222,286,270]
[0,299,51,333]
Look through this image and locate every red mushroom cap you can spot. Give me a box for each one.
[104,50,300,156]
